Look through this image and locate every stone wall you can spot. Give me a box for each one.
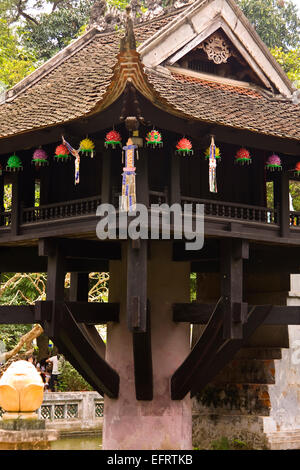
[37,391,103,434]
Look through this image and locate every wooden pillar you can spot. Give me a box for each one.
[127,239,148,333]
[45,241,65,337]
[280,172,290,238]
[11,173,21,236]
[136,148,149,207]
[101,150,111,204]
[69,272,106,358]
[170,153,181,205]
[221,238,248,339]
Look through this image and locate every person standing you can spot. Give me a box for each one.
[46,352,64,392]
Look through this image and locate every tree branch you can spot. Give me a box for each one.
[0,324,44,363]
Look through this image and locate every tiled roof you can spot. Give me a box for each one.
[0,12,180,140]
[146,70,300,140]
[0,8,299,142]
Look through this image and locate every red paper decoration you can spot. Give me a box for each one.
[176,138,193,156]
[235,148,252,165]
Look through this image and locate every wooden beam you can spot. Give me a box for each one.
[36,301,119,324]
[190,305,272,396]
[0,247,108,273]
[127,239,148,332]
[69,272,106,362]
[173,303,300,326]
[65,301,119,324]
[171,297,225,400]
[39,238,121,260]
[132,301,153,400]
[46,302,119,397]
[11,173,20,237]
[0,305,35,324]
[45,239,65,337]
[220,239,248,339]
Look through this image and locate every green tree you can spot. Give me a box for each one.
[0,18,36,89]
[270,46,300,85]
[237,0,300,50]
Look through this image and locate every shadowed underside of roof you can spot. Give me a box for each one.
[0,7,299,142]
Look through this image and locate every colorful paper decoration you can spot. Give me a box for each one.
[266,154,282,171]
[146,130,163,148]
[176,138,193,156]
[104,130,122,149]
[208,136,218,193]
[235,148,251,165]
[79,138,95,158]
[294,162,300,176]
[6,154,23,172]
[62,136,80,185]
[54,144,70,161]
[32,148,48,167]
[205,146,221,160]
[120,138,137,212]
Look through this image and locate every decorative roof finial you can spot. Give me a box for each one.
[120,4,136,52]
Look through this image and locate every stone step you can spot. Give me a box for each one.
[235,348,282,361]
[266,431,300,450]
[213,359,276,385]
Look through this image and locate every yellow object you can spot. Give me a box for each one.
[0,360,44,415]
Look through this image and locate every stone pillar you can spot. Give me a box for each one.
[103,241,192,450]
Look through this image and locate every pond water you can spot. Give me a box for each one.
[51,435,102,450]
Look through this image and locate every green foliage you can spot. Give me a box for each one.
[21,0,93,61]
[0,18,36,89]
[190,272,197,302]
[271,46,300,86]
[57,360,93,391]
[237,0,300,50]
[0,324,32,351]
[211,436,249,450]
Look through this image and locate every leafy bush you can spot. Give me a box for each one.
[57,361,93,392]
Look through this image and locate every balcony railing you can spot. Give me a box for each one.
[181,196,278,224]
[22,195,102,224]
[0,193,286,238]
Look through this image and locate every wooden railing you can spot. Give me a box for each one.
[0,194,285,231]
[112,189,169,207]
[181,196,278,224]
[22,195,102,224]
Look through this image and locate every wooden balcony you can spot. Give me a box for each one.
[0,191,300,246]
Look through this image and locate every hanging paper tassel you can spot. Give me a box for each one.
[208,136,218,193]
[62,136,80,185]
[79,138,95,158]
[146,130,163,148]
[120,138,137,212]
[105,130,122,149]
[6,154,23,172]
[266,154,282,172]
[32,148,49,167]
[176,137,193,156]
